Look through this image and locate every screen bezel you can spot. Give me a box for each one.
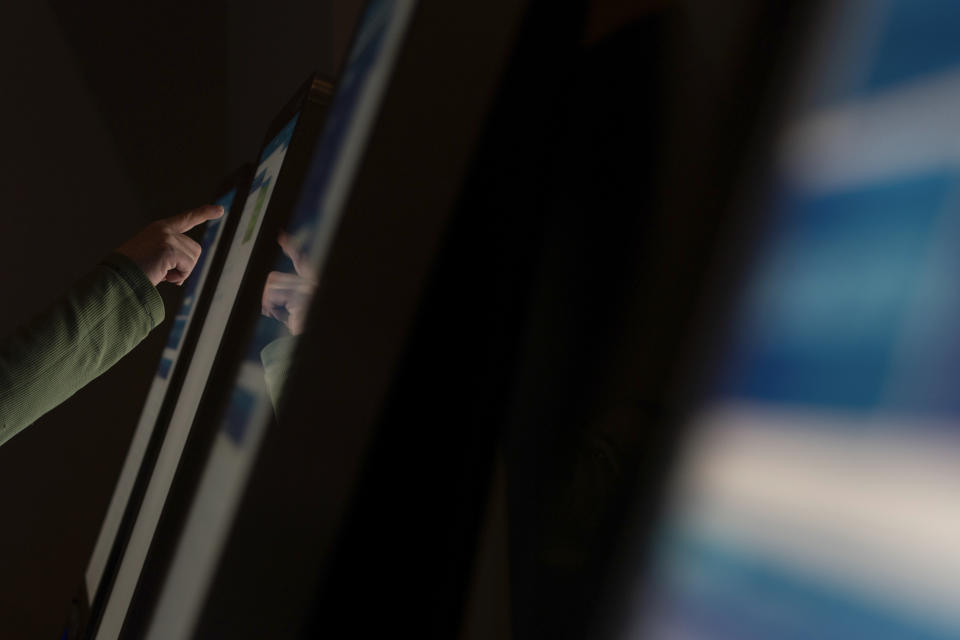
[92,75,335,640]
[78,161,253,637]
[142,0,553,636]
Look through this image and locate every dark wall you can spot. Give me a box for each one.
[0,1,363,637]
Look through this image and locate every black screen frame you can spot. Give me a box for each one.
[152,0,562,637]
[108,74,335,639]
[77,161,253,638]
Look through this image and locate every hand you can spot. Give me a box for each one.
[261,232,317,335]
[117,205,224,286]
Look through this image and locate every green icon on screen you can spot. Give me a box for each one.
[243,177,272,243]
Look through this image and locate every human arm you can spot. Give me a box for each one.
[0,205,223,446]
[0,254,163,446]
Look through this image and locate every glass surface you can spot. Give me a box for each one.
[95,117,299,640]
[84,187,235,597]
[227,0,403,447]
[633,2,960,638]
[144,2,419,638]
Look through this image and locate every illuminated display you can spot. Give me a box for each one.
[143,3,419,638]
[85,187,235,598]
[95,116,299,640]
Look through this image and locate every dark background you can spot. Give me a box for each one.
[0,1,804,637]
[0,2,362,637]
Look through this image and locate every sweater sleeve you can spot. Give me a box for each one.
[260,335,299,416]
[0,252,164,447]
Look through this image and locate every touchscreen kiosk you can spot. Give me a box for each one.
[90,77,334,640]
[83,168,250,605]
[146,9,416,633]
[130,0,536,636]
[622,2,960,639]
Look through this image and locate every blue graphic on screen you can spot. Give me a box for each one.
[649,532,959,640]
[223,386,257,444]
[261,116,299,162]
[717,172,953,412]
[156,357,173,380]
[249,170,269,194]
[287,0,392,237]
[156,187,236,379]
[644,2,960,639]
[866,0,960,93]
[221,0,396,445]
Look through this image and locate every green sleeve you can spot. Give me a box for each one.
[260,335,299,416]
[0,252,164,447]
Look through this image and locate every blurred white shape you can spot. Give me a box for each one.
[668,402,960,630]
[782,66,960,193]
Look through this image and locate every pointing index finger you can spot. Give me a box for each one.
[170,205,224,233]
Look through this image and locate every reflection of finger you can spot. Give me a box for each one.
[262,286,280,315]
[263,304,287,322]
[262,273,289,311]
[169,205,224,233]
[277,232,309,277]
[264,272,315,295]
[270,306,290,324]
[265,272,301,287]
[260,289,290,324]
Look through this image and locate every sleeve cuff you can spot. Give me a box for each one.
[100,252,165,327]
[260,335,299,412]
[260,335,298,371]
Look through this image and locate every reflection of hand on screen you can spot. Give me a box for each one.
[260,232,317,335]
